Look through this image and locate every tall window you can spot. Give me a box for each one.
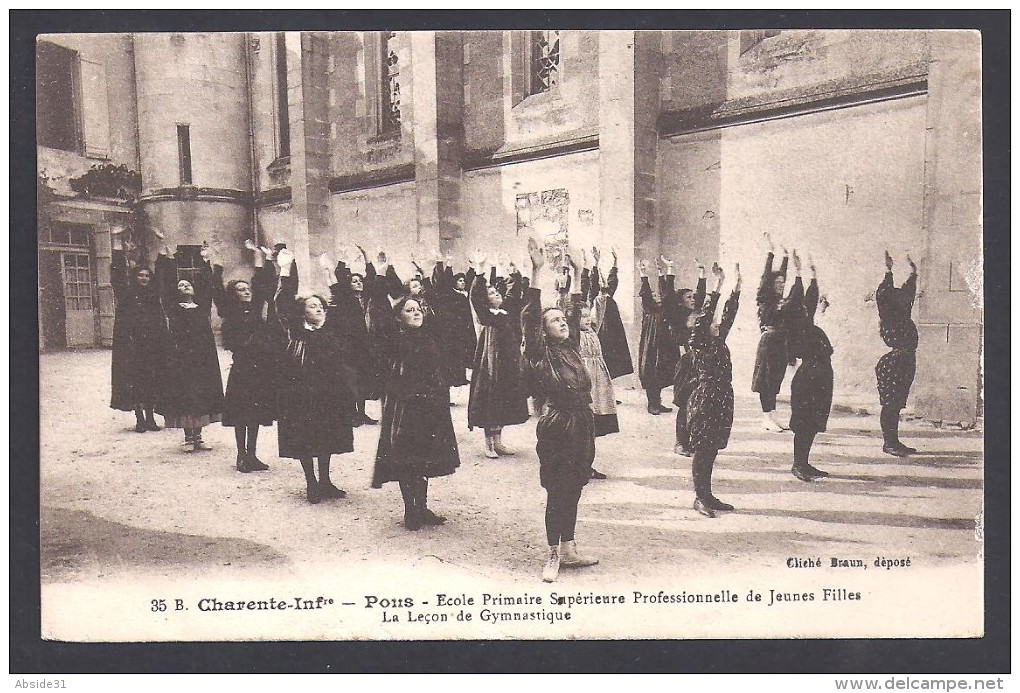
[379,31,401,135]
[528,30,560,95]
[177,124,193,185]
[274,32,291,158]
[174,245,204,288]
[37,41,81,152]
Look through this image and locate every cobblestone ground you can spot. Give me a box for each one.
[40,349,983,590]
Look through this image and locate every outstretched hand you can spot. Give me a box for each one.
[276,247,296,270]
[637,259,648,276]
[906,254,917,274]
[791,249,802,273]
[884,250,894,270]
[763,231,773,253]
[734,263,742,292]
[527,237,545,271]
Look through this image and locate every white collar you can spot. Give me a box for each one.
[303,321,325,332]
[178,301,198,309]
[489,308,507,315]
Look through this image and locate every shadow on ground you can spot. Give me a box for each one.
[41,506,289,582]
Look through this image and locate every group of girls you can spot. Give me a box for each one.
[109,226,920,577]
[634,233,921,517]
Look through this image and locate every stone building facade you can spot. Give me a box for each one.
[36,29,982,422]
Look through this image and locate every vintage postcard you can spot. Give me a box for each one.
[36,27,983,642]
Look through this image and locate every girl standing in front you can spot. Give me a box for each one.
[875,251,920,457]
[212,241,278,472]
[638,256,678,415]
[522,238,599,583]
[271,248,357,504]
[371,295,461,530]
[752,234,792,432]
[468,252,530,458]
[787,253,834,481]
[154,243,223,452]
[686,264,741,518]
[589,247,634,382]
[109,232,169,433]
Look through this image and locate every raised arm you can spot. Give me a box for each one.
[211,263,228,317]
[589,265,602,305]
[606,264,619,298]
[805,277,820,323]
[470,272,495,325]
[580,268,591,303]
[521,237,548,361]
[111,247,129,299]
[193,254,215,314]
[757,251,776,304]
[719,290,741,343]
[638,260,657,312]
[902,255,918,307]
[154,250,178,310]
[272,249,298,326]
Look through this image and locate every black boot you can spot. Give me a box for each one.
[691,451,715,518]
[418,478,446,526]
[134,408,147,433]
[400,480,421,530]
[144,408,161,431]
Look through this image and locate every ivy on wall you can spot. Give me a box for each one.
[68,163,142,201]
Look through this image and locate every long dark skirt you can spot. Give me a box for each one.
[536,405,596,492]
[638,316,676,390]
[751,330,788,394]
[594,413,619,437]
[279,414,353,459]
[876,349,916,409]
[790,357,833,434]
[598,301,634,379]
[111,339,166,411]
[223,354,277,427]
[687,382,734,452]
[372,394,461,487]
[468,325,530,430]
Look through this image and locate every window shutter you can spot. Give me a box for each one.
[79,58,111,159]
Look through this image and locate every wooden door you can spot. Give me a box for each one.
[60,252,96,347]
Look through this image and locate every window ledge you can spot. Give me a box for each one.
[367,130,402,145]
[267,156,291,173]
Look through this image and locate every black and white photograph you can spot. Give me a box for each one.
[26,18,994,650]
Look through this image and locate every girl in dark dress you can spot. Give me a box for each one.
[271,249,358,504]
[686,264,741,518]
[787,254,833,481]
[372,295,461,530]
[468,253,530,458]
[637,257,678,415]
[212,241,278,473]
[671,263,708,457]
[522,238,600,583]
[109,233,169,432]
[433,257,476,388]
[875,251,919,457]
[752,234,793,432]
[154,244,224,452]
[325,249,380,426]
[590,247,634,381]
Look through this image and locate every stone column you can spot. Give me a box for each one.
[599,31,660,372]
[410,31,464,256]
[912,31,983,423]
[287,31,332,292]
